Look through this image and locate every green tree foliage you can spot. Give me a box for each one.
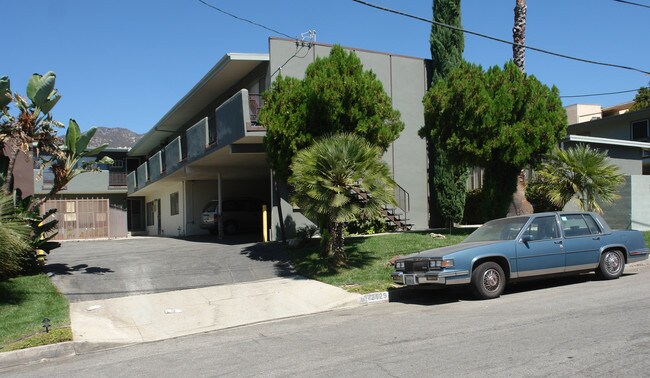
[534,145,625,213]
[422,0,468,227]
[525,174,563,213]
[630,86,650,111]
[289,133,396,267]
[0,72,111,278]
[260,45,404,182]
[0,191,32,281]
[429,0,464,83]
[422,61,566,219]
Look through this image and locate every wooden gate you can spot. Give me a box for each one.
[41,198,115,240]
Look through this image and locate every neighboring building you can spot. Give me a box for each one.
[126,38,431,240]
[1,143,35,198]
[33,148,133,240]
[564,104,650,230]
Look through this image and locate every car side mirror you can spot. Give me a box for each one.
[520,234,533,243]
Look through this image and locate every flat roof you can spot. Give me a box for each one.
[565,134,650,149]
[129,53,269,156]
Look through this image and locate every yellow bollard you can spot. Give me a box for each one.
[262,204,268,242]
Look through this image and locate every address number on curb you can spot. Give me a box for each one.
[361,291,389,305]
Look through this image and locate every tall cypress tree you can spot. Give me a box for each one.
[421,0,467,228]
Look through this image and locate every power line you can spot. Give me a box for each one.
[351,0,650,76]
[197,0,294,40]
[560,88,639,98]
[613,0,650,9]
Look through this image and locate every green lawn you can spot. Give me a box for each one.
[644,231,650,246]
[288,229,474,293]
[0,274,71,352]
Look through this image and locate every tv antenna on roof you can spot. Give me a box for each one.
[300,30,317,44]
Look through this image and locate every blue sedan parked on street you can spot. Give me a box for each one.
[392,212,649,299]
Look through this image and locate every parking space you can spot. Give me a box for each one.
[45,235,294,302]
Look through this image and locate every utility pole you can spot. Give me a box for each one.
[513,0,527,72]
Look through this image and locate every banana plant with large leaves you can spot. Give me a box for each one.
[1,72,62,194]
[29,119,113,211]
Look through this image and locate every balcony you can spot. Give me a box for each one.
[127,89,265,195]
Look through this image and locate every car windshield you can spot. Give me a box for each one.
[202,201,218,213]
[463,217,529,243]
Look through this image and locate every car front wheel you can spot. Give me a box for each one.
[596,249,625,280]
[471,262,505,300]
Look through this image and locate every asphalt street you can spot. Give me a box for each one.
[4,262,649,377]
[44,235,294,302]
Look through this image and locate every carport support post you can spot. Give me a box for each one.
[218,173,224,239]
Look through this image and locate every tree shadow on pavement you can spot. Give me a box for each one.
[44,263,115,276]
[240,242,296,277]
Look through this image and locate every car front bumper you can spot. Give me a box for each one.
[391,270,470,286]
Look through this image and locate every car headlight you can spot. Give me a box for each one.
[395,261,404,269]
[442,259,454,268]
[429,259,454,269]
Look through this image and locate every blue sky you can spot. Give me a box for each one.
[4,0,649,135]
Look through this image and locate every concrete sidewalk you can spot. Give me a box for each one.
[70,276,362,344]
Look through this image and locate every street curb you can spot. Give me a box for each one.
[0,342,76,369]
[0,341,133,370]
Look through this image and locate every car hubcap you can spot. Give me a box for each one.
[605,252,622,275]
[483,269,500,292]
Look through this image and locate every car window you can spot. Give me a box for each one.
[523,216,559,241]
[561,215,592,237]
[222,200,237,212]
[463,217,529,242]
[583,215,602,235]
[202,201,218,212]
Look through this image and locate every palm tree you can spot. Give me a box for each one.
[289,133,396,266]
[513,0,527,72]
[535,144,625,213]
[0,191,32,281]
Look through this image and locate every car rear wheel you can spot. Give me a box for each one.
[471,262,505,300]
[596,249,625,280]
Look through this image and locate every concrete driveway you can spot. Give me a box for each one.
[45,235,295,302]
[38,235,361,347]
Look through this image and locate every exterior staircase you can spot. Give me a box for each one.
[350,183,412,231]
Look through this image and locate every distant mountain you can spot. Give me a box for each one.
[87,127,143,149]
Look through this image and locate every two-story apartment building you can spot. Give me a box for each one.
[126,37,431,240]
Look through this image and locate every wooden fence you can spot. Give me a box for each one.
[41,198,128,240]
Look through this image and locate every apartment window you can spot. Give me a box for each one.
[146,201,154,226]
[632,119,649,141]
[110,159,124,169]
[170,192,179,216]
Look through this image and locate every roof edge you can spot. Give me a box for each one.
[130,52,269,155]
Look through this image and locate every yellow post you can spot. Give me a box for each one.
[262,204,268,242]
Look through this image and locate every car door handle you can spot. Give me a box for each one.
[554,241,563,244]
[592,236,601,240]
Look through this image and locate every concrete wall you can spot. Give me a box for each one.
[565,104,602,125]
[145,181,184,237]
[268,38,430,233]
[631,175,650,230]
